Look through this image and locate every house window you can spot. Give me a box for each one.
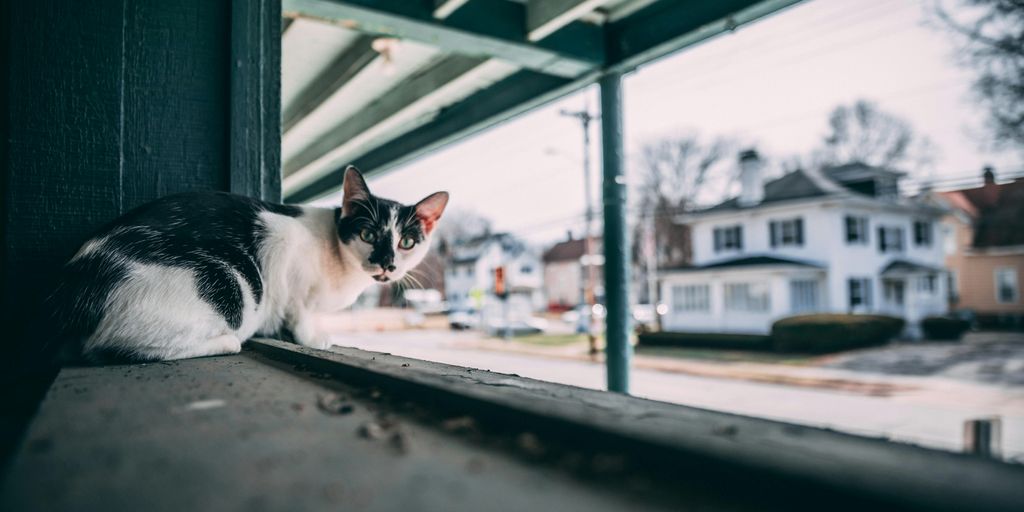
[848,278,873,310]
[942,224,957,255]
[845,216,868,244]
[769,218,804,248]
[724,282,770,312]
[713,225,743,252]
[913,221,933,247]
[995,267,1019,304]
[877,226,904,253]
[521,265,533,274]
[672,284,710,312]
[917,274,936,295]
[789,280,819,313]
[948,271,959,303]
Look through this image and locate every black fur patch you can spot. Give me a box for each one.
[52,192,303,337]
[335,196,427,271]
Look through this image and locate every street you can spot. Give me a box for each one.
[330,330,1024,462]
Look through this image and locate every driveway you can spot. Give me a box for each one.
[826,331,1024,386]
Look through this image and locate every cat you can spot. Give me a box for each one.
[47,166,447,363]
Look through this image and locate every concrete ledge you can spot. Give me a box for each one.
[2,338,1022,511]
[248,338,1024,512]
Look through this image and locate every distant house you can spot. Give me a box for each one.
[931,168,1024,329]
[444,233,544,321]
[659,151,948,338]
[541,235,603,310]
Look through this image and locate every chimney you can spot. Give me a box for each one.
[980,165,999,207]
[737,149,764,207]
[983,165,996,186]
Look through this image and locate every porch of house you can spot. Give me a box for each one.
[2,1,1023,511]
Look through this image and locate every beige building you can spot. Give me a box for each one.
[934,168,1024,329]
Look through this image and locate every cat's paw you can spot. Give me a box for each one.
[294,330,334,351]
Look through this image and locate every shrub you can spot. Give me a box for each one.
[637,331,772,350]
[921,316,970,341]
[770,314,904,354]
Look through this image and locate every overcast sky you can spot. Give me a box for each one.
[359,0,1023,245]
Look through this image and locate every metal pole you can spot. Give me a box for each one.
[964,417,1002,458]
[600,72,631,394]
[559,105,600,356]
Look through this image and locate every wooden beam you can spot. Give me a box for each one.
[283,55,489,184]
[282,0,602,78]
[231,0,283,202]
[432,0,470,19]
[526,0,606,42]
[285,69,582,202]
[284,0,803,203]
[281,36,376,133]
[605,0,802,73]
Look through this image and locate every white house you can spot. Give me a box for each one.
[445,233,544,324]
[659,151,949,338]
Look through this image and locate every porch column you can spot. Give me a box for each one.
[600,71,632,393]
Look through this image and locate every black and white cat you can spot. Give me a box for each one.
[49,166,447,362]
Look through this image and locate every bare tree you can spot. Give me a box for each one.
[434,208,492,248]
[932,0,1024,150]
[631,133,735,294]
[816,100,936,174]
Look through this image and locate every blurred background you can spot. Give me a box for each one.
[283,0,1024,462]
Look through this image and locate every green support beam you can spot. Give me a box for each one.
[282,0,603,78]
[281,36,377,133]
[283,55,489,187]
[284,0,803,203]
[599,71,631,394]
[286,69,577,203]
[605,0,802,74]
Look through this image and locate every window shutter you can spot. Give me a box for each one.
[737,226,743,250]
[714,229,721,252]
[878,227,886,252]
[795,218,804,245]
[845,216,854,242]
[769,222,778,248]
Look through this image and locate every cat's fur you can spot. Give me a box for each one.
[48,166,447,362]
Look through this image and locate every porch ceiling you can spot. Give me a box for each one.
[280,0,802,203]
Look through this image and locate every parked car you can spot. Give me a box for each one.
[448,308,480,331]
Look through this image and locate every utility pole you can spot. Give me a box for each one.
[560,103,600,356]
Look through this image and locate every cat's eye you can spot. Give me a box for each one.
[359,228,376,243]
[399,236,416,250]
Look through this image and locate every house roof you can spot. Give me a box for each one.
[698,162,939,216]
[939,178,1024,248]
[543,238,586,263]
[703,169,829,212]
[662,255,824,272]
[822,161,905,183]
[880,259,944,275]
[450,232,528,264]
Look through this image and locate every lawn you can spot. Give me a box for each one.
[634,345,818,365]
[510,333,591,347]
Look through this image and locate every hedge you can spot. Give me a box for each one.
[637,331,772,350]
[921,316,970,341]
[770,314,904,354]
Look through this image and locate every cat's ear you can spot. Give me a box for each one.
[341,166,371,217]
[414,191,448,235]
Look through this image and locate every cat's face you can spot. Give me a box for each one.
[335,166,448,284]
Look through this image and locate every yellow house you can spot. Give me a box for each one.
[936,168,1024,329]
